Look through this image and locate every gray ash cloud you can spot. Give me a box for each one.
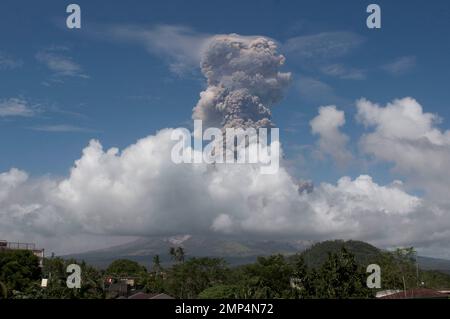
[192,34,291,129]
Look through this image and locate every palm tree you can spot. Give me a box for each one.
[169,247,185,263]
[152,255,162,274]
[175,247,185,263]
[169,247,176,262]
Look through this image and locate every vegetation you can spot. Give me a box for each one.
[169,247,186,263]
[198,284,241,299]
[236,254,297,298]
[164,257,229,298]
[0,250,41,298]
[310,248,372,298]
[0,253,105,299]
[300,240,381,268]
[106,259,147,277]
[1,240,450,299]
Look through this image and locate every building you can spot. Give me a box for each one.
[105,276,140,298]
[107,282,129,297]
[379,288,450,299]
[0,240,45,267]
[126,292,174,299]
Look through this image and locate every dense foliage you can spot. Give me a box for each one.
[106,259,147,276]
[0,250,41,298]
[300,240,381,268]
[1,241,450,299]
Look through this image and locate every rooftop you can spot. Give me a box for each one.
[379,288,450,299]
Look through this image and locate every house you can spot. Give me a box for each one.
[107,282,129,297]
[0,240,45,267]
[379,288,450,299]
[149,293,175,299]
[105,276,140,298]
[126,292,174,299]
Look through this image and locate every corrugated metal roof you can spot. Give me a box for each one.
[380,288,448,299]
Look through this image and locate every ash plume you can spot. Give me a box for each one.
[192,34,292,129]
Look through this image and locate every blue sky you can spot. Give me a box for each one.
[1,1,450,256]
[1,0,449,181]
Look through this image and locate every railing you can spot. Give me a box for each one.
[0,241,37,250]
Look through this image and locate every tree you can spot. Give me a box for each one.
[290,256,316,298]
[39,257,73,299]
[0,281,7,299]
[169,247,175,261]
[165,257,229,298]
[78,260,105,299]
[198,284,240,299]
[170,247,185,263]
[143,255,165,294]
[0,250,41,296]
[313,248,372,298]
[18,257,107,299]
[152,255,162,274]
[106,259,147,277]
[393,247,417,290]
[176,247,185,263]
[143,272,165,294]
[373,247,418,292]
[238,255,295,298]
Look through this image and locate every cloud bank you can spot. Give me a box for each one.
[0,131,433,250]
[1,102,449,255]
[1,33,449,258]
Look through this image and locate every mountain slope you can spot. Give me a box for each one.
[65,235,312,268]
[417,256,450,275]
[65,236,450,276]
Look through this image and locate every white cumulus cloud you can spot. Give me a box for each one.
[357,97,450,201]
[0,129,445,255]
[310,105,353,165]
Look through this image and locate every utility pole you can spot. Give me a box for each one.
[416,260,419,287]
[414,250,419,287]
[402,275,407,298]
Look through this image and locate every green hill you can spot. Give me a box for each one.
[299,240,382,268]
[293,240,450,289]
[65,236,450,281]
